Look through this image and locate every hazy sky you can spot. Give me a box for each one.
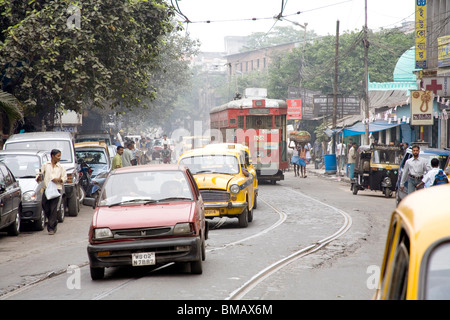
[174,0,416,52]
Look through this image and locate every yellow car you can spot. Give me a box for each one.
[375,184,450,300]
[178,147,255,228]
[204,143,258,208]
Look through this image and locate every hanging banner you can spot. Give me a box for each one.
[286,99,302,120]
[411,90,433,125]
[415,0,427,68]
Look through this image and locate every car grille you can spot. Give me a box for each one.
[200,190,230,202]
[113,227,172,239]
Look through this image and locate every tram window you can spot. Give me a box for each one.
[230,118,236,125]
[246,116,272,129]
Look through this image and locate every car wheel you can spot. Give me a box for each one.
[68,191,79,217]
[7,207,21,236]
[90,267,105,280]
[57,198,65,223]
[247,207,253,223]
[33,209,45,231]
[190,259,203,274]
[238,208,249,228]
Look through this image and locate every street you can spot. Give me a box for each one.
[0,164,396,300]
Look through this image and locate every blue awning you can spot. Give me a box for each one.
[343,120,401,137]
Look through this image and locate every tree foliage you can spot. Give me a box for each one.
[0,0,175,125]
[266,28,414,99]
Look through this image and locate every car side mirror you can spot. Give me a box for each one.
[242,168,249,177]
[0,183,6,193]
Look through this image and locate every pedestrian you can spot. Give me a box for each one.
[417,158,440,188]
[289,142,300,177]
[348,142,357,179]
[122,141,133,167]
[336,139,346,171]
[305,142,312,164]
[400,144,430,195]
[35,149,67,235]
[299,143,307,178]
[112,145,124,169]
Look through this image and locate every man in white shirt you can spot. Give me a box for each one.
[36,149,67,235]
[417,158,440,188]
[400,144,430,195]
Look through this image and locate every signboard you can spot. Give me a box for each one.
[286,99,302,119]
[422,77,450,96]
[415,0,427,69]
[411,90,433,125]
[313,95,360,117]
[438,35,450,68]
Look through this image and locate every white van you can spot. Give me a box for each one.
[4,132,81,217]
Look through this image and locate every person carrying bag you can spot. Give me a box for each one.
[36,149,67,235]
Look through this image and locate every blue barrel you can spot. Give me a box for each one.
[324,154,337,174]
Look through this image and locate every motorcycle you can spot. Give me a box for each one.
[78,158,101,201]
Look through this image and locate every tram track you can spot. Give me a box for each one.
[226,187,353,300]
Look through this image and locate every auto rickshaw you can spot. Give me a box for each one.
[351,144,403,197]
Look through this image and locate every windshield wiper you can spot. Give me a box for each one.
[156,197,192,202]
[108,198,154,207]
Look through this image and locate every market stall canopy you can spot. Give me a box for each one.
[343,120,401,137]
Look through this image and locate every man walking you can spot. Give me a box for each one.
[348,142,357,179]
[400,144,429,195]
[36,149,67,235]
[112,145,124,169]
[122,141,133,167]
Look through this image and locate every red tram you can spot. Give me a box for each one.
[209,88,288,183]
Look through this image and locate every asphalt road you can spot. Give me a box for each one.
[0,163,396,301]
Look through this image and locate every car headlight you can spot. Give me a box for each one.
[230,184,240,194]
[173,223,193,235]
[23,190,37,202]
[94,228,113,240]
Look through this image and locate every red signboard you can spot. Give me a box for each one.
[286,99,302,119]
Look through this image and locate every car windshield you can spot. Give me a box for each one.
[0,155,41,178]
[425,241,450,299]
[421,154,449,169]
[76,149,108,164]
[98,170,193,207]
[179,155,240,175]
[5,140,73,163]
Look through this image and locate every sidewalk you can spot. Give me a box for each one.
[297,162,351,184]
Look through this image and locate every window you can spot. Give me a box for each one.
[387,230,410,300]
[425,241,450,299]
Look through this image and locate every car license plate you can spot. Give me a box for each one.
[132,252,155,266]
[205,209,220,216]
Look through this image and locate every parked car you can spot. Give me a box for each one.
[4,132,81,217]
[86,164,207,280]
[0,149,66,230]
[374,184,450,300]
[178,147,255,227]
[0,162,22,236]
[395,146,450,206]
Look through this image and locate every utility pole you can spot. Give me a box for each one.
[333,20,340,171]
[363,0,370,145]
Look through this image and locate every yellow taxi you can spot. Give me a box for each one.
[374,184,450,300]
[204,143,258,208]
[178,147,255,228]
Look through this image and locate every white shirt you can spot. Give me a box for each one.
[400,156,430,187]
[422,168,440,187]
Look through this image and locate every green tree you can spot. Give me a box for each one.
[0,89,23,137]
[0,0,175,128]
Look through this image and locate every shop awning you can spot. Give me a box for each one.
[343,120,401,137]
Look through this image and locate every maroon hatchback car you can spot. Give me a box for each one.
[86,164,207,280]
